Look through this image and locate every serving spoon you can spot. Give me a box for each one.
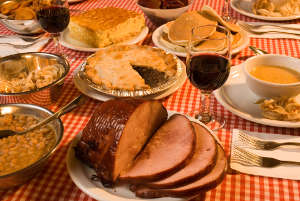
[0,95,86,139]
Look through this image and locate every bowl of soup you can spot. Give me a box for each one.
[243,54,300,98]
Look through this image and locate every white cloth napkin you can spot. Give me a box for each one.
[230,129,300,180]
[239,21,300,39]
[0,36,50,57]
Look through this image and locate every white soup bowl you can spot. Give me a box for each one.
[243,54,300,98]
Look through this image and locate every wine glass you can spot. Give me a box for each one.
[186,24,231,129]
[222,0,231,22]
[36,0,70,56]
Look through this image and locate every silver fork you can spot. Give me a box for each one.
[238,131,300,150]
[231,146,300,167]
[0,40,45,49]
[239,21,300,30]
[239,22,300,35]
[0,33,45,42]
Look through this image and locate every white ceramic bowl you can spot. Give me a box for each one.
[243,54,300,98]
[137,0,192,25]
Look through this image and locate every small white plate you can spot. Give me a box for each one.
[60,27,149,52]
[214,64,300,128]
[66,111,221,201]
[230,0,300,21]
[152,24,249,57]
[73,61,187,101]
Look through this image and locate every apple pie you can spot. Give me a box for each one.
[84,45,178,91]
[69,7,145,48]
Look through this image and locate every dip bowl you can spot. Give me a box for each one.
[0,103,63,190]
[243,54,300,98]
[137,0,193,26]
[0,52,70,106]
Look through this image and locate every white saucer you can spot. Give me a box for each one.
[60,27,149,52]
[152,24,250,57]
[214,64,300,128]
[73,62,187,101]
[231,0,300,21]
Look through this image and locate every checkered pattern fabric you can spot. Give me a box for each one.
[1,0,300,200]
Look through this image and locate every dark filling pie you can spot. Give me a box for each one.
[133,66,169,88]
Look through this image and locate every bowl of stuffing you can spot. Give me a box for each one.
[0,52,70,106]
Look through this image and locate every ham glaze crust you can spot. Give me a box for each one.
[75,99,167,187]
[75,99,227,198]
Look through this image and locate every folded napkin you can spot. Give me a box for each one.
[239,21,300,39]
[230,129,300,180]
[0,35,50,57]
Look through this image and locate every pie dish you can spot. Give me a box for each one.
[79,45,184,97]
[73,61,187,101]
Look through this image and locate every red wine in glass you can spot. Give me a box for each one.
[37,6,70,33]
[36,0,70,56]
[187,53,230,92]
[186,24,231,130]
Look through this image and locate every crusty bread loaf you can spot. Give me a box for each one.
[69,7,145,47]
[75,99,167,187]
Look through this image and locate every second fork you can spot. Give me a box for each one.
[237,131,300,150]
[231,146,300,167]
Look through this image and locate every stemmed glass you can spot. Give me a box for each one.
[36,0,70,56]
[223,0,231,22]
[186,25,231,129]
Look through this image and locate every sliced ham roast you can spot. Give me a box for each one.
[119,114,196,183]
[145,122,217,189]
[134,145,227,198]
[75,99,167,186]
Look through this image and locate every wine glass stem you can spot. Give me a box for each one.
[198,90,212,124]
[52,33,63,56]
[223,0,230,21]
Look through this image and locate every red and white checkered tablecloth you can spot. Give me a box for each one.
[1,0,300,200]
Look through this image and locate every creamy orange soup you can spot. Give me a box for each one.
[250,65,300,84]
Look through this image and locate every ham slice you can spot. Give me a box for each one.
[145,122,217,188]
[134,145,227,198]
[119,114,196,183]
[75,99,167,187]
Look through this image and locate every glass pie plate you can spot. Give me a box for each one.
[76,51,185,97]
